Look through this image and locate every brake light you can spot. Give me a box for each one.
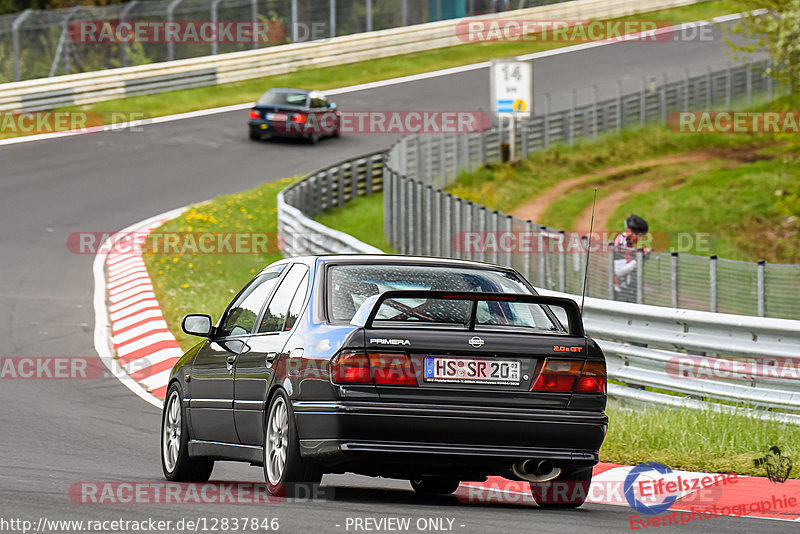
[291,113,307,123]
[368,353,417,385]
[531,359,606,394]
[331,351,417,386]
[576,362,607,393]
[331,352,371,383]
[249,109,260,119]
[531,360,581,392]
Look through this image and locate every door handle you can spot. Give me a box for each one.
[266,352,278,362]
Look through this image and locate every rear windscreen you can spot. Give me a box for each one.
[327,264,563,332]
[257,91,307,107]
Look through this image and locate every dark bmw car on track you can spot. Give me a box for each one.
[161,255,607,507]
[248,88,340,144]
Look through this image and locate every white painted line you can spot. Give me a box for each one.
[109,279,153,297]
[112,309,167,331]
[109,291,157,310]
[109,274,153,292]
[113,320,170,344]
[123,347,184,374]
[0,12,750,148]
[139,368,175,391]
[115,331,175,355]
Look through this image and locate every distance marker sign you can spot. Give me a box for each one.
[491,59,533,117]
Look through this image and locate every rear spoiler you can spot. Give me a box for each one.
[349,290,584,337]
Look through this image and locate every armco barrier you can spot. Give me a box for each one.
[277,151,385,256]
[0,0,700,111]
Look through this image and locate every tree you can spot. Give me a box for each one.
[729,0,800,91]
[0,0,125,16]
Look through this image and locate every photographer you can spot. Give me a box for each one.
[613,214,650,302]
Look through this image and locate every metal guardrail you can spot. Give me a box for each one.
[276,56,800,421]
[0,0,699,111]
[0,0,557,83]
[277,151,385,255]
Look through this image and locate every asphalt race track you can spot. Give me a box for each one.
[0,22,791,534]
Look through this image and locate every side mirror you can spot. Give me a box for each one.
[329,102,337,110]
[182,314,213,337]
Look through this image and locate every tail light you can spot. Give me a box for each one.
[249,109,261,119]
[331,351,417,386]
[368,353,416,385]
[576,362,607,393]
[291,113,307,124]
[532,359,606,394]
[331,352,371,384]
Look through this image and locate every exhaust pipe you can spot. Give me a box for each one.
[512,459,562,482]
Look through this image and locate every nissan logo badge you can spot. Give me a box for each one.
[468,336,484,348]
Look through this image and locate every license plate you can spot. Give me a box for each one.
[424,357,520,385]
[267,112,286,121]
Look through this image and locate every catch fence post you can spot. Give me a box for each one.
[12,9,32,81]
[636,249,644,304]
[709,255,718,313]
[757,260,766,317]
[671,252,679,308]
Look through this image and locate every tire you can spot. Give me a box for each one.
[306,133,319,145]
[410,477,460,495]
[529,464,593,509]
[161,384,214,481]
[249,130,262,141]
[264,389,321,496]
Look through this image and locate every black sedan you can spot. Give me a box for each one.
[247,88,340,144]
[161,255,607,507]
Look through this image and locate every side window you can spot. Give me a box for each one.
[283,272,310,331]
[219,268,283,337]
[310,95,328,108]
[258,265,309,333]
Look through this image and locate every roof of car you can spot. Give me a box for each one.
[313,254,515,270]
[267,88,312,93]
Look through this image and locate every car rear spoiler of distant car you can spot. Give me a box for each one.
[349,290,584,337]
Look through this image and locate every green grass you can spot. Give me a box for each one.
[609,157,800,262]
[143,177,295,349]
[603,399,799,477]
[315,193,397,253]
[447,104,800,262]
[40,0,736,122]
[448,126,761,214]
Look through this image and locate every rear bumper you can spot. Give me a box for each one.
[293,401,607,477]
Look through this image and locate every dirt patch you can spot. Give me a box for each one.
[510,146,777,231]
[509,152,710,224]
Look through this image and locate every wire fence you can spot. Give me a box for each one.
[378,59,800,320]
[0,0,561,82]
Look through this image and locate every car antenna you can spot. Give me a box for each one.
[580,188,598,316]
